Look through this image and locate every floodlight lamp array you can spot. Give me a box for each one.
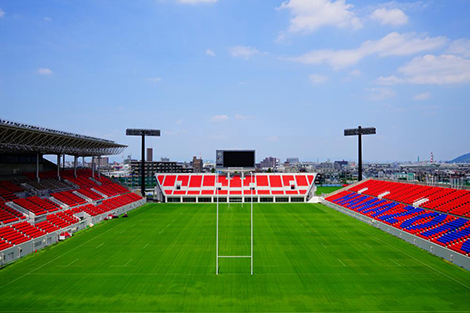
[126,129,161,137]
[344,127,376,136]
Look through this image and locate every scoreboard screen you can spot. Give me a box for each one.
[216,150,255,169]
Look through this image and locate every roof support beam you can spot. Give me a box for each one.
[0,119,127,156]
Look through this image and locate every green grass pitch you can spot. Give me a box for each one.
[315,186,343,195]
[1,203,469,312]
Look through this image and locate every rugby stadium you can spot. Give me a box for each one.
[2,0,470,312]
[0,118,469,312]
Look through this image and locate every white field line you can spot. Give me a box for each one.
[1,220,125,289]
[307,229,311,233]
[66,259,79,267]
[159,230,164,234]
[2,308,470,313]
[96,243,104,249]
[389,258,401,267]
[26,271,470,278]
[337,259,346,267]
[166,224,171,227]
[131,224,136,227]
[124,259,133,267]
[321,243,327,249]
[346,221,470,290]
[119,229,126,234]
[142,243,149,249]
[364,243,372,249]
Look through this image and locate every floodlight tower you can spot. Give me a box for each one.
[126,129,161,196]
[344,126,376,181]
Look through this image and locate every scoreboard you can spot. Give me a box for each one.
[216,150,255,170]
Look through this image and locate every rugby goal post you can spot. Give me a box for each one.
[216,171,254,275]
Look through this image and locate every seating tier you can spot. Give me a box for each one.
[51,191,87,207]
[326,182,470,257]
[157,174,316,197]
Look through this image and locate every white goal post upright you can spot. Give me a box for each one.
[216,171,254,275]
[251,172,254,275]
[216,171,219,275]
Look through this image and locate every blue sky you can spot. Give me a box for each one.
[1,0,469,163]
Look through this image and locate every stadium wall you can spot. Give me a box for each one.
[0,232,59,265]
[162,195,309,203]
[322,199,470,271]
[0,198,146,267]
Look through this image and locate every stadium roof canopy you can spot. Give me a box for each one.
[0,119,127,156]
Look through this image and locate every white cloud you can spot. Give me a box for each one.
[177,0,217,4]
[228,46,260,59]
[147,77,162,83]
[309,74,328,85]
[287,32,447,69]
[380,1,428,12]
[370,8,408,26]
[266,136,279,142]
[277,0,362,33]
[447,39,470,58]
[413,92,431,101]
[37,68,53,75]
[205,49,215,57]
[44,17,52,21]
[275,31,288,44]
[365,87,396,101]
[349,69,361,76]
[376,54,470,85]
[211,114,229,122]
[341,69,362,82]
[0,9,4,18]
[375,75,402,85]
[234,114,254,120]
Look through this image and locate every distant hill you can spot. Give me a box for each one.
[450,153,470,163]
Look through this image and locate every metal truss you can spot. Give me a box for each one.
[0,119,127,156]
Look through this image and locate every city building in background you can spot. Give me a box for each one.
[104,151,470,189]
[259,156,278,170]
[131,161,193,177]
[192,156,203,173]
[286,158,300,164]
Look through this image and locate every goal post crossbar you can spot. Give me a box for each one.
[216,171,254,275]
[218,255,251,258]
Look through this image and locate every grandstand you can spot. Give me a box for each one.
[155,173,317,203]
[0,119,145,266]
[323,179,470,266]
